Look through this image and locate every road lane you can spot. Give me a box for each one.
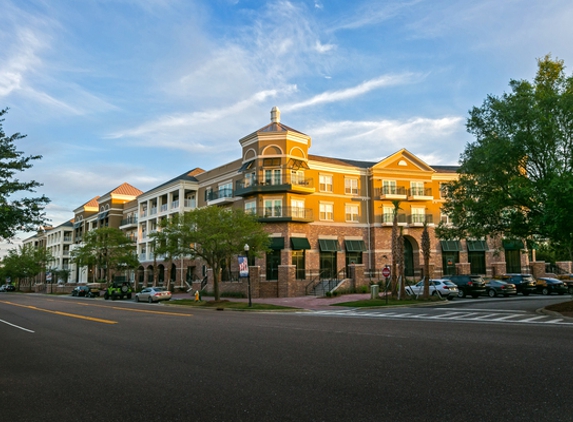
[1,294,573,422]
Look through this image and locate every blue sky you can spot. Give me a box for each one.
[2,0,573,241]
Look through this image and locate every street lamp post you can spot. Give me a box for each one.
[244,244,252,307]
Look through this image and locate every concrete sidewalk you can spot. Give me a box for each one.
[171,291,373,311]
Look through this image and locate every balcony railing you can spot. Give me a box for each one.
[248,206,314,223]
[150,207,158,215]
[184,199,196,208]
[376,186,408,199]
[408,187,433,200]
[121,216,138,226]
[381,213,434,226]
[171,200,179,209]
[160,204,168,212]
[235,174,315,196]
[207,188,234,201]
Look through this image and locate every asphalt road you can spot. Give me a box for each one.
[1,294,572,422]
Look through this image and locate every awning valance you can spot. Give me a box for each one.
[319,239,340,252]
[440,240,461,252]
[291,237,311,250]
[467,240,489,252]
[502,239,524,250]
[238,160,255,172]
[97,211,109,221]
[269,237,285,250]
[344,240,366,252]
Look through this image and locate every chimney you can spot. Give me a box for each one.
[270,106,281,124]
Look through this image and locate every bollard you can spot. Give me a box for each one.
[370,284,379,299]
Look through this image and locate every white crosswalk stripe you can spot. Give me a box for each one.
[306,308,573,326]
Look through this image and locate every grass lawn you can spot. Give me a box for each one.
[332,296,448,308]
[167,299,295,310]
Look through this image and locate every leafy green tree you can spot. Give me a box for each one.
[438,55,573,259]
[181,207,270,301]
[71,227,138,283]
[0,108,50,240]
[1,243,52,290]
[149,214,190,291]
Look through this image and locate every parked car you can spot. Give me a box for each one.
[443,274,486,298]
[485,280,517,297]
[104,281,133,300]
[557,276,573,295]
[71,285,99,297]
[536,277,568,295]
[0,284,15,292]
[406,279,458,300]
[500,274,537,296]
[135,287,172,303]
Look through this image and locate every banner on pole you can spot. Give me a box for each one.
[238,256,249,278]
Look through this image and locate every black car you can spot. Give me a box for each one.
[0,284,16,292]
[443,274,487,298]
[536,277,568,295]
[485,279,517,297]
[71,285,99,298]
[500,274,537,296]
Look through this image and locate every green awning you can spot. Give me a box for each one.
[503,239,524,250]
[73,221,82,228]
[269,237,285,250]
[291,237,311,250]
[344,240,366,252]
[467,240,489,252]
[319,239,340,252]
[97,211,109,221]
[440,240,461,252]
[238,160,255,172]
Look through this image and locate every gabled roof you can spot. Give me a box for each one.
[83,196,100,208]
[309,154,375,169]
[102,182,143,198]
[141,168,204,196]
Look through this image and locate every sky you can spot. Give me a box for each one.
[2,0,573,249]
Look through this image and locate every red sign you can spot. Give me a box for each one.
[382,267,391,278]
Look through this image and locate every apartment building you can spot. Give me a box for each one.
[132,169,203,286]
[23,107,526,296]
[71,183,143,283]
[185,106,508,297]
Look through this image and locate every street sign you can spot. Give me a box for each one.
[382,267,391,278]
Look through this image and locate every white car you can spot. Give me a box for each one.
[406,279,458,300]
[135,287,172,303]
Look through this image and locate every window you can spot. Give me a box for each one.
[383,180,397,195]
[263,158,281,167]
[319,175,333,192]
[291,199,305,218]
[382,206,393,223]
[345,178,358,195]
[440,183,448,198]
[410,181,424,196]
[291,169,305,185]
[440,211,450,225]
[319,203,333,221]
[218,182,233,198]
[292,250,306,280]
[245,201,256,215]
[244,172,256,187]
[411,208,426,224]
[345,204,359,222]
[265,169,281,185]
[264,199,282,217]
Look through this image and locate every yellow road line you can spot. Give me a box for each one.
[0,301,117,324]
[75,302,192,317]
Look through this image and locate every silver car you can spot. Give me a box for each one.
[135,287,172,303]
[406,279,459,300]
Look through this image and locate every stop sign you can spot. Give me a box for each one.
[382,267,391,278]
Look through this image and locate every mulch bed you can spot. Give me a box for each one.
[545,300,573,318]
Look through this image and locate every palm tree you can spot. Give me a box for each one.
[421,222,431,298]
[391,200,401,297]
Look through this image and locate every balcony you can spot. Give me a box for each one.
[235,175,315,196]
[120,216,138,228]
[377,186,408,200]
[381,213,434,226]
[171,200,179,209]
[150,207,158,216]
[250,206,314,223]
[184,198,196,209]
[408,187,434,201]
[206,188,235,206]
[160,204,168,213]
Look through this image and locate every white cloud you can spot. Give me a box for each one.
[308,116,466,164]
[284,73,421,111]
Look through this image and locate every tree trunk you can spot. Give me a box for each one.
[398,230,406,299]
[213,265,221,301]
